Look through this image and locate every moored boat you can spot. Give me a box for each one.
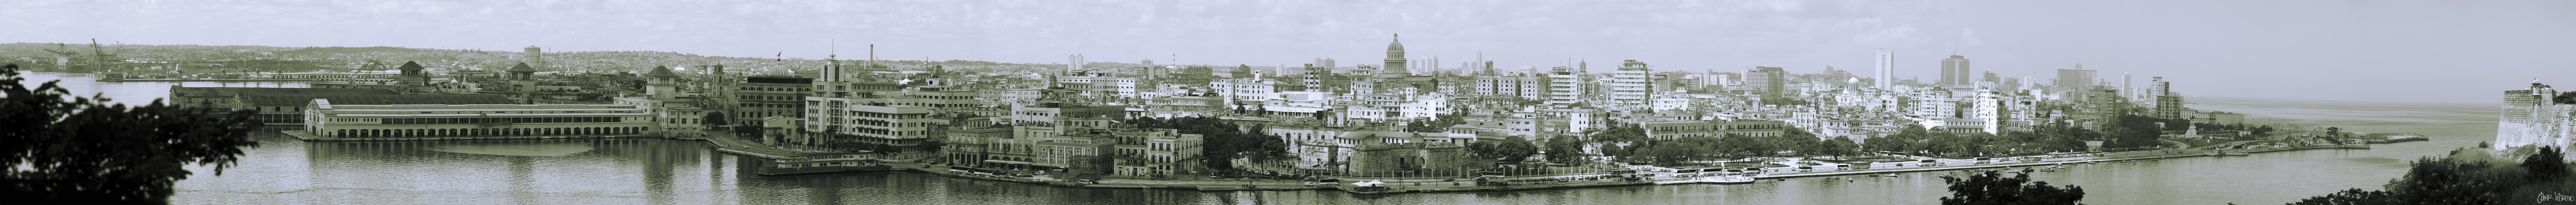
[1708,176,1756,184]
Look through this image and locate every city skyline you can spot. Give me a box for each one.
[6,0,2570,104]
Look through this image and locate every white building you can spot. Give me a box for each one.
[1610,60,1652,108]
[303,100,658,138]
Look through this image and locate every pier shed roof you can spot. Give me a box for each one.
[243,93,516,106]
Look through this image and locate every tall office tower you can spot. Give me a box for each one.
[1067,54,1085,70]
[1939,55,1970,86]
[1611,60,1653,108]
[2146,76,2171,108]
[2150,77,2184,119]
[1415,56,1439,76]
[1745,67,1788,95]
[1983,72,2002,84]
[1303,64,1324,92]
[2121,73,2139,100]
[1875,49,1895,90]
[522,46,545,71]
[2019,76,2036,90]
[1381,34,1410,77]
[2054,63,2096,92]
[1315,58,1337,71]
[1142,59,1156,69]
[1476,51,1487,75]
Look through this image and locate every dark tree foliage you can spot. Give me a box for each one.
[2290,148,2548,205]
[1590,123,1649,142]
[2528,146,2567,181]
[702,112,729,127]
[2099,114,2166,149]
[2,64,265,204]
[1940,171,2086,205]
[1471,135,1540,162]
[1543,134,1585,163]
[2556,91,2576,105]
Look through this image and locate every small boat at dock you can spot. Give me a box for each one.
[1710,176,1756,184]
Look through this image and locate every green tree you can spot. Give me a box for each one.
[1940,171,2086,205]
[2526,146,2567,181]
[1544,134,1585,163]
[2557,91,2576,105]
[2292,148,2539,205]
[1590,123,1649,142]
[703,112,729,127]
[1823,136,1861,158]
[1478,135,1541,162]
[3,64,266,204]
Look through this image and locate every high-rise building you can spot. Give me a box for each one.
[1302,64,1325,92]
[1314,57,1336,71]
[1547,68,1582,105]
[1745,67,1788,95]
[1982,72,2001,84]
[1067,54,1085,70]
[1415,56,1439,76]
[1939,55,1970,86]
[2054,63,2096,92]
[1875,49,1894,90]
[2017,76,2035,91]
[1611,60,1653,108]
[2149,77,2183,119]
[2121,73,2138,100]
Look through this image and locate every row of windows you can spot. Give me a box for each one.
[738,87,811,91]
[739,95,799,100]
[740,103,797,108]
[378,117,622,124]
[330,127,645,138]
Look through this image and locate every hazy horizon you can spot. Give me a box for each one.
[6,0,2571,104]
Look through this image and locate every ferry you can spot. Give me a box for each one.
[1707,175,1756,184]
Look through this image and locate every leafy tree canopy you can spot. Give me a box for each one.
[3,64,265,204]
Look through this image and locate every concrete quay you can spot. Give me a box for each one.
[281,130,658,141]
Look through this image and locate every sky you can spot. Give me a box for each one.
[5,0,2571,103]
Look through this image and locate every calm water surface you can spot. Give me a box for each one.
[13,73,2499,204]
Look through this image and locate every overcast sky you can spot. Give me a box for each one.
[7,0,2571,103]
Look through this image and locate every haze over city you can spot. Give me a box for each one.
[7,0,2569,102]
